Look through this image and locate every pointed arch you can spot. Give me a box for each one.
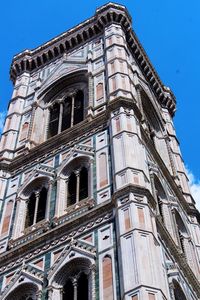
[50,255,95,300]
[5,282,39,300]
[153,174,167,221]
[55,151,93,215]
[174,209,189,237]
[140,87,164,137]
[172,279,187,300]
[13,176,52,239]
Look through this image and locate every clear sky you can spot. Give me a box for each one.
[0,0,200,202]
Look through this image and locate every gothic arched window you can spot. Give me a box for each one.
[52,257,93,300]
[5,282,38,300]
[63,272,88,300]
[153,175,167,222]
[67,166,88,207]
[174,210,189,254]
[173,280,187,300]
[25,187,47,228]
[140,89,163,144]
[48,90,84,139]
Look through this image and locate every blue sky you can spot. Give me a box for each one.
[0,0,200,202]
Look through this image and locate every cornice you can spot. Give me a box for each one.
[10,3,130,82]
[112,184,157,209]
[10,2,176,116]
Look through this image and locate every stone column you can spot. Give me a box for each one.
[28,103,37,140]
[75,170,80,204]
[55,176,61,218]
[46,180,53,220]
[72,277,78,300]
[33,191,40,225]
[88,160,93,199]
[45,107,50,140]
[169,282,176,300]
[71,95,75,127]
[90,264,96,300]
[65,176,69,209]
[58,102,63,134]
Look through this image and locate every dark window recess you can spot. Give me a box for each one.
[63,279,74,300]
[25,187,47,228]
[62,273,88,300]
[48,103,60,138]
[37,187,47,222]
[79,167,88,200]
[62,97,72,131]
[77,273,88,300]
[48,90,84,139]
[68,172,77,206]
[74,90,84,125]
[26,192,36,227]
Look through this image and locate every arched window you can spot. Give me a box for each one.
[174,210,189,254]
[140,89,163,143]
[25,187,48,228]
[153,175,167,222]
[49,102,60,138]
[48,90,84,138]
[53,257,92,300]
[67,166,88,206]
[67,172,77,206]
[5,282,38,300]
[63,272,88,300]
[56,156,92,217]
[173,280,187,300]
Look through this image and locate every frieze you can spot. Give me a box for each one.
[0,208,112,274]
[7,121,105,176]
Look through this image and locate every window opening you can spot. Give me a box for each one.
[25,187,47,228]
[67,167,88,207]
[48,90,84,138]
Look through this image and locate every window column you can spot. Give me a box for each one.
[72,277,78,300]
[45,107,51,140]
[65,176,69,209]
[33,191,40,225]
[58,101,64,134]
[45,180,53,220]
[71,94,75,127]
[75,170,80,204]
[90,264,96,300]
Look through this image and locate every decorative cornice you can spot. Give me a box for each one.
[10,2,176,115]
[10,3,131,82]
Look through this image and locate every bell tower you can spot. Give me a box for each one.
[0,3,200,299]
